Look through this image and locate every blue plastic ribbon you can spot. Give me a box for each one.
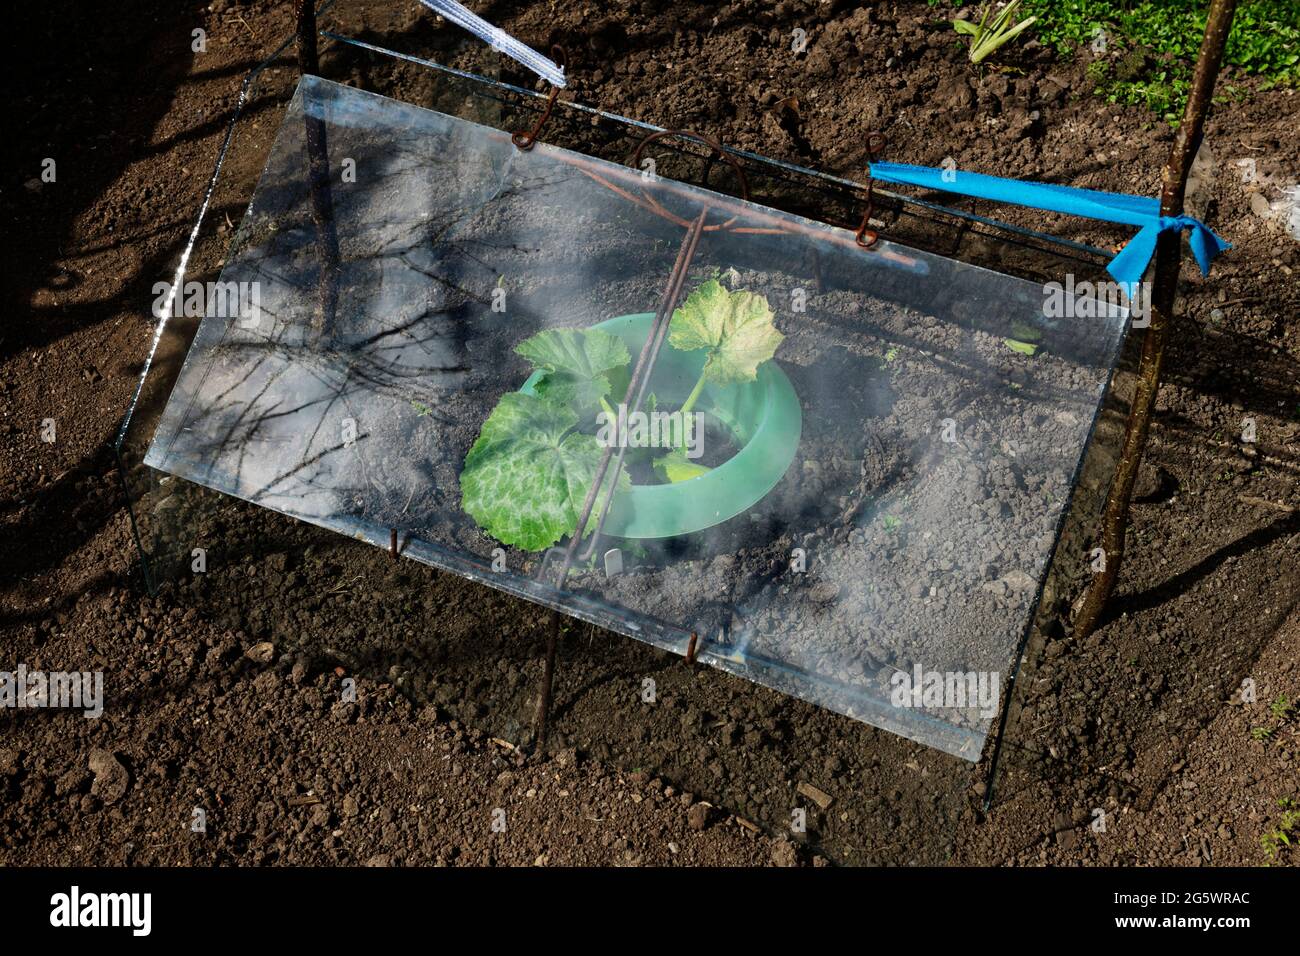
[868,161,1229,287]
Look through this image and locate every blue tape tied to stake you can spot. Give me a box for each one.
[868,161,1230,288]
[414,1,1225,285]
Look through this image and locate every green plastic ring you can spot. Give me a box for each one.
[520,312,802,539]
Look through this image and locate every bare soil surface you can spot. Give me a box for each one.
[4,0,1298,866]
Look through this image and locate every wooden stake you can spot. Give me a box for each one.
[531,610,561,749]
[1074,0,1239,639]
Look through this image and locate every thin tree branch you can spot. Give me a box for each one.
[1073,0,1239,639]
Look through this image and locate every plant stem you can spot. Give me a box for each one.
[680,367,709,416]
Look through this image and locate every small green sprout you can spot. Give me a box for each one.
[1004,338,1039,356]
[1004,320,1043,357]
[953,1,1039,65]
[1262,799,1300,862]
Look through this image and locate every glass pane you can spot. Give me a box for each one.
[142,75,1128,760]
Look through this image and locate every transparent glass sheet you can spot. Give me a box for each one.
[143,76,1128,759]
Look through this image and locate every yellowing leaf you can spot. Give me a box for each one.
[652,451,712,484]
[668,279,784,385]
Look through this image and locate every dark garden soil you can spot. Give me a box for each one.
[3,0,1298,866]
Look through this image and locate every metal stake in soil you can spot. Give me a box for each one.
[530,204,710,749]
[295,0,341,340]
[532,610,562,749]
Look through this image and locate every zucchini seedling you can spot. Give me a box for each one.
[459,279,783,551]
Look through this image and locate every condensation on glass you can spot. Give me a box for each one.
[142,76,1128,759]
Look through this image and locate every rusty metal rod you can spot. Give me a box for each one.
[553,205,708,588]
[532,205,708,749]
[294,0,320,74]
[513,137,922,269]
[575,207,711,562]
[296,0,341,340]
[511,46,566,150]
[532,610,562,749]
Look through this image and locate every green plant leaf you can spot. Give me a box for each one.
[1004,338,1039,356]
[516,327,630,377]
[461,392,628,551]
[534,373,609,411]
[961,0,1037,64]
[516,327,630,412]
[1009,319,1043,342]
[668,279,784,385]
[653,450,712,484]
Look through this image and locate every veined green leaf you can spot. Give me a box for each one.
[534,373,609,411]
[516,327,631,412]
[668,279,784,386]
[461,392,628,551]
